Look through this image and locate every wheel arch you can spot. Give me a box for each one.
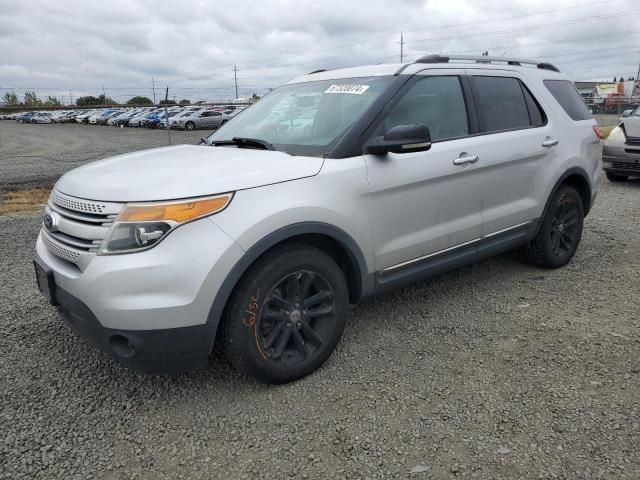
[206,222,373,350]
[541,167,593,224]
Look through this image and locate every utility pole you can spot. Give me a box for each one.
[102,86,106,106]
[399,32,405,63]
[152,76,156,105]
[69,90,73,106]
[233,64,239,100]
[164,86,172,146]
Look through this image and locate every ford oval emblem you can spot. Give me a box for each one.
[43,212,57,232]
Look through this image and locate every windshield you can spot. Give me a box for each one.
[207,76,393,156]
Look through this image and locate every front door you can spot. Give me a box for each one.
[364,71,486,271]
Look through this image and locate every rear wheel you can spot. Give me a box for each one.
[525,185,584,269]
[606,172,628,182]
[221,244,348,384]
[185,121,195,131]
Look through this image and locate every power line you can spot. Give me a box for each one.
[407,9,640,46]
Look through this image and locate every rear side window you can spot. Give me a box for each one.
[543,80,592,121]
[472,76,532,132]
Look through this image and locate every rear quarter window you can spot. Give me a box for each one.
[543,80,593,121]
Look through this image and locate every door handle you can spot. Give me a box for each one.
[542,137,559,148]
[453,154,479,166]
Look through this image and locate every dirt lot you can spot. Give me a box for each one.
[0,122,639,480]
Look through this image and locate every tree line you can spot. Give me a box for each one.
[1,91,195,107]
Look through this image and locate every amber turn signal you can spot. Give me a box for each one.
[117,193,233,223]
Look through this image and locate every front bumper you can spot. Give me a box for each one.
[602,142,640,175]
[55,283,215,374]
[35,216,246,373]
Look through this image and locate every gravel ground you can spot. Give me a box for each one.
[0,121,203,189]
[1,123,639,479]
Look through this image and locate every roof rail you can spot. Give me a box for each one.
[308,69,327,74]
[415,54,560,72]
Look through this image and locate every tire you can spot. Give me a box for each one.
[606,172,628,182]
[185,121,195,131]
[221,119,228,126]
[525,185,584,269]
[31,119,37,124]
[221,244,348,384]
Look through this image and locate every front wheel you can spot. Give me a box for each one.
[606,172,628,182]
[221,244,348,384]
[525,185,584,269]
[185,121,195,131]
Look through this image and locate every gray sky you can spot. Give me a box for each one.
[1,0,638,103]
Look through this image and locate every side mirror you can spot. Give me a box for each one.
[363,124,432,155]
[622,109,633,118]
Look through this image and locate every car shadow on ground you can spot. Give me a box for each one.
[47,248,531,398]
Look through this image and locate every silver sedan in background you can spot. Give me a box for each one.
[172,110,226,130]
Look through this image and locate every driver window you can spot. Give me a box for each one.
[380,76,469,142]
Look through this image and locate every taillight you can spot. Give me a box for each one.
[592,126,604,140]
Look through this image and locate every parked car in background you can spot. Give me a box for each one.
[51,111,79,123]
[108,110,142,126]
[89,110,120,125]
[30,112,55,124]
[35,55,599,384]
[130,110,161,127]
[173,109,225,130]
[602,107,640,181]
[76,110,99,124]
[618,105,640,124]
[16,111,38,123]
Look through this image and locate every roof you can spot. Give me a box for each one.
[287,58,566,85]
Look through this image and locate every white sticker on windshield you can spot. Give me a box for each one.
[324,84,370,95]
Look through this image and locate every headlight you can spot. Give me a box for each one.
[98,193,233,254]
[606,126,626,144]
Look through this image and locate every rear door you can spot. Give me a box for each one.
[466,70,557,235]
[364,70,486,270]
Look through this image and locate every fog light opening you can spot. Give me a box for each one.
[109,334,136,358]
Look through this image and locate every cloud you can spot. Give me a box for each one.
[0,0,637,103]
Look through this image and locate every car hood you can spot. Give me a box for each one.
[55,144,324,202]
[622,117,640,138]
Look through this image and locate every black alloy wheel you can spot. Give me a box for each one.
[258,270,335,365]
[549,197,580,258]
[221,244,348,384]
[525,185,584,268]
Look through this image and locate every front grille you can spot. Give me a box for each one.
[50,190,109,214]
[626,137,640,147]
[41,190,123,270]
[42,233,80,262]
[612,162,640,171]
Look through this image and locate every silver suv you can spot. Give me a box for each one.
[34,55,599,384]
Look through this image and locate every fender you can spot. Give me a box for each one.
[205,222,373,350]
[534,166,593,237]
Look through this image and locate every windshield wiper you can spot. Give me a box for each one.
[211,137,274,150]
